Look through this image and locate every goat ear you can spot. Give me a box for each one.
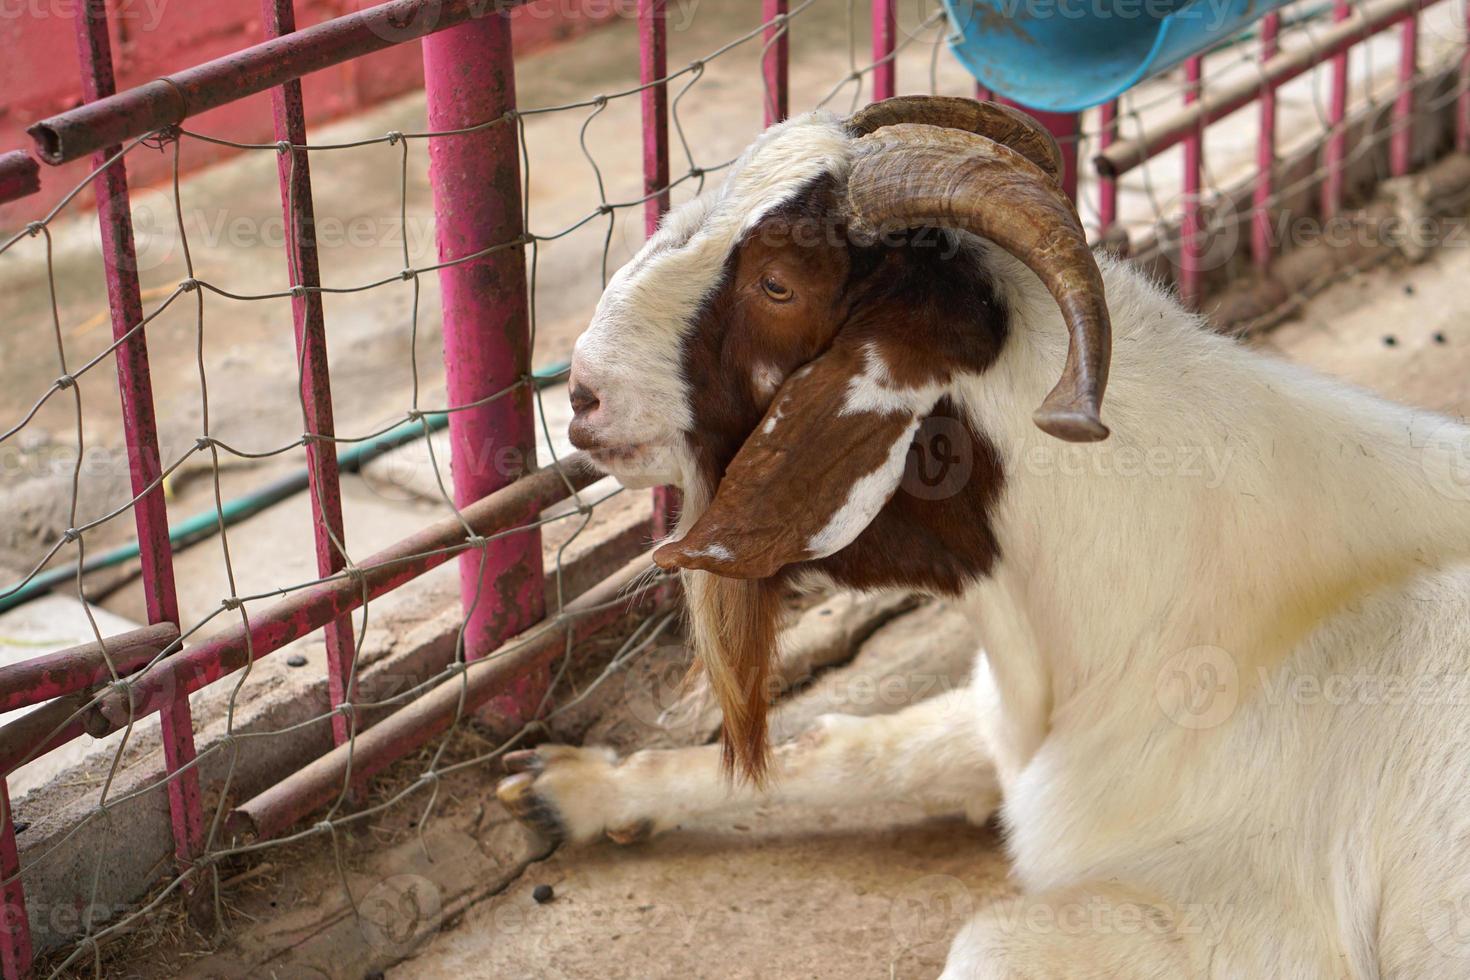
[654,341,933,578]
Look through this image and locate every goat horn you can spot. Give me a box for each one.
[845,95,1065,185]
[845,122,1111,442]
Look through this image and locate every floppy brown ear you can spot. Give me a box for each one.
[655,339,937,579]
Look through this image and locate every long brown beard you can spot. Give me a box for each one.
[684,569,783,785]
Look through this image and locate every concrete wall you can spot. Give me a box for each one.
[0,0,618,228]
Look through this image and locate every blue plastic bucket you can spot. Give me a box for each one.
[941,0,1297,112]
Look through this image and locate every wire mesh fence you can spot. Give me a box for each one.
[0,0,1466,975]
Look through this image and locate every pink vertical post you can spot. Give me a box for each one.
[422,13,545,716]
[872,0,896,100]
[1254,12,1281,274]
[1323,0,1351,219]
[262,0,356,746]
[74,0,203,863]
[1391,10,1418,176]
[763,0,790,125]
[975,83,994,102]
[1001,101,1079,202]
[1181,55,1205,309]
[1,780,30,980]
[1098,100,1119,233]
[1459,0,1470,153]
[639,0,678,539]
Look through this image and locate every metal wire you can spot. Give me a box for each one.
[0,0,1464,975]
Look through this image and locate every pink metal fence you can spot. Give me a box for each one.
[0,0,1467,975]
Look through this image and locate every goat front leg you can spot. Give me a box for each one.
[496,686,1000,845]
[940,882,1210,980]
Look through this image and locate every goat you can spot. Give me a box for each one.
[497,96,1470,978]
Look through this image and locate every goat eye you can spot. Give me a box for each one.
[761,276,794,302]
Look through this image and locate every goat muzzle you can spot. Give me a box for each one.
[841,105,1112,443]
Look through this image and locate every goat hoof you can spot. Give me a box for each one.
[496,770,568,845]
[606,819,654,846]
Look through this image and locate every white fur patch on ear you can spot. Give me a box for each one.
[842,343,942,416]
[806,416,922,557]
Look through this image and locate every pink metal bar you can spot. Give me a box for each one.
[1392,12,1419,175]
[1098,100,1119,233]
[0,152,39,207]
[0,623,178,713]
[227,552,668,841]
[639,0,670,236]
[422,13,545,714]
[84,457,598,739]
[0,780,30,980]
[1459,0,1470,152]
[31,0,534,166]
[74,0,203,866]
[262,0,357,748]
[1254,12,1281,274]
[1095,0,1425,178]
[1323,0,1351,219]
[1181,56,1205,309]
[763,0,790,125]
[975,83,994,102]
[639,0,679,540]
[1001,100,1080,202]
[872,0,896,101]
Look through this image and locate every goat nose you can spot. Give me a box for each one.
[569,382,600,418]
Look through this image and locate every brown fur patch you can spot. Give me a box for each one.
[667,177,1012,782]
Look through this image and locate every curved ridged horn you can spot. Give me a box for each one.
[845,95,1065,184]
[846,123,1110,442]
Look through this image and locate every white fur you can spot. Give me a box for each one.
[541,117,1470,979]
[806,415,921,557]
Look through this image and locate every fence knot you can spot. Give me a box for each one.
[687,166,705,179]
[180,278,200,293]
[24,221,44,238]
[61,527,80,543]
[406,408,426,423]
[593,94,609,109]
[343,563,367,592]
[274,140,294,156]
[195,436,213,452]
[54,372,76,390]
[689,58,705,73]
[463,534,488,551]
[420,769,440,786]
[385,130,404,146]
[221,596,244,611]
[141,126,181,150]
[597,203,613,215]
[313,820,334,836]
[290,284,309,298]
[399,267,417,282]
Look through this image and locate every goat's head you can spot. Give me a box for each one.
[567,97,1112,779]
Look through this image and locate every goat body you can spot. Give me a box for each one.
[500,103,1470,978]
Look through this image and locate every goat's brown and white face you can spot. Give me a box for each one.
[568,99,1115,779]
[567,114,856,492]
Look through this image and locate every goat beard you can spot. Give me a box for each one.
[683,569,783,786]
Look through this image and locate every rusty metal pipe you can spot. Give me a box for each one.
[83,455,599,737]
[0,151,39,206]
[0,622,179,713]
[1095,0,1430,178]
[226,552,668,842]
[28,0,531,166]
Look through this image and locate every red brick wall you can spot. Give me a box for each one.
[0,0,617,226]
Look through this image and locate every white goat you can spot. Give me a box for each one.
[497,96,1470,978]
